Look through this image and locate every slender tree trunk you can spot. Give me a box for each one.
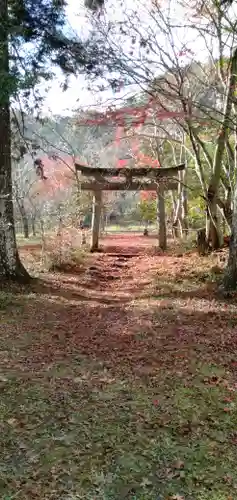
[39,218,46,264]
[0,0,30,282]
[15,194,30,238]
[158,186,167,250]
[101,205,105,233]
[169,191,177,238]
[91,190,102,251]
[172,171,188,238]
[206,200,223,250]
[222,180,237,291]
[172,182,182,239]
[143,220,148,236]
[22,214,29,239]
[207,47,237,249]
[31,216,36,236]
[18,203,29,239]
[181,168,188,237]
[216,188,232,233]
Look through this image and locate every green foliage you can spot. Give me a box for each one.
[188,197,206,228]
[47,245,86,272]
[139,199,157,222]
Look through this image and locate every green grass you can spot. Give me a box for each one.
[16,234,43,246]
[0,352,236,499]
[104,223,157,233]
[0,291,16,310]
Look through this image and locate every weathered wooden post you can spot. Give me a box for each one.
[158,184,167,250]
[81,231,86,245]
[91,189,102,251]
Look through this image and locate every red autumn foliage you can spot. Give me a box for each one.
[31,154,84,201]
[140,191,157,201]
[33,103,165,203]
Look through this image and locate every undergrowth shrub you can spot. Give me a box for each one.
[19,228,89,274]
[47,246,87,272]
[169,234,196,255]
[45,228,88,272]
[0,291,16,310]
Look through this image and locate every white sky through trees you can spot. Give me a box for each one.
[41,0,235,116]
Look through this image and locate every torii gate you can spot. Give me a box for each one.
[75,162,185,252]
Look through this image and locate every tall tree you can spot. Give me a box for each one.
[222,180,237,292]
[0,0,99,281]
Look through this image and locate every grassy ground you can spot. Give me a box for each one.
[16,234,43,246]
[0,238,237,500]
[103,224,157,233]
[16,225,156,243]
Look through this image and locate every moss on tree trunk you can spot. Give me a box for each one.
[222,234,237,291]
[222,184,237,291]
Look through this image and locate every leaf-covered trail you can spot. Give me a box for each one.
[3,247,235,377]
[1,246,237,499]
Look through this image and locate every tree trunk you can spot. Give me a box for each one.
[22,214,29,239]
[186,48,237,250]
[172,186,180,238]
[18,204,29,239]
[217,188,232,233]
[0,0,30,282]
[158,186,167,250]
[222,181,237,291]
[197,228,210,256]
[101,206,105,233]
[207,47,237,249]
[91,190,102,252]
[169,191,177,238]
[206,198,223,250]
[143,220,148,236]
[31,216,36,236]
[15,196,30,239]
[181,169,188,237]
[172,170,188,239]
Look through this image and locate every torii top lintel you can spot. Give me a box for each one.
[75,163,185,178]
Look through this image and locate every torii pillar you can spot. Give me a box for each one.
[91,190,102,252]
[158,184,167,251]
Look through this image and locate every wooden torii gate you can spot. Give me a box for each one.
[75,162,185,251]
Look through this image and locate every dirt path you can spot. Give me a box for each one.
[2,248,159,375]
[2,242,236,377]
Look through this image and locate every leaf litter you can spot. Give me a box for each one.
[0,237,237,499]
